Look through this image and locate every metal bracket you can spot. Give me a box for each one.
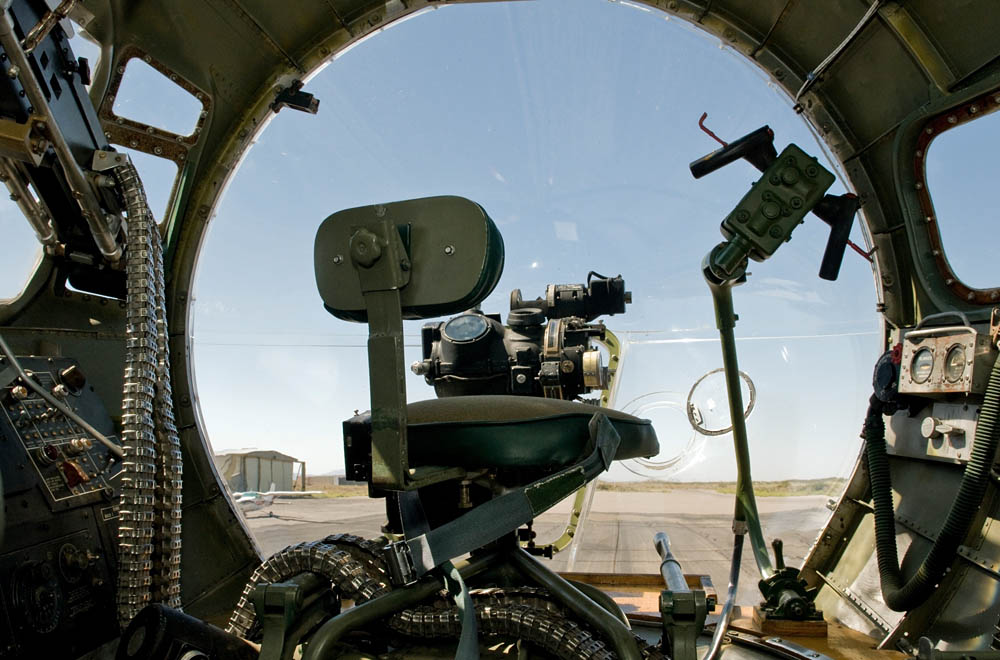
[383,540,417,587]
[254,573,337,660]
[272,79,320,114]
[660,589,708,660]
[726,630,836,660]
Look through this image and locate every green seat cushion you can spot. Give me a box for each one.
[405,395,658,470]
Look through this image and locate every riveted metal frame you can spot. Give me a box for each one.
[97,44,210,166]
[913,88,1000,305]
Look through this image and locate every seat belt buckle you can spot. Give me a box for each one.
[383,540,418,586]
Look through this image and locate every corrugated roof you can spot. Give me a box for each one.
[213,449,299,462]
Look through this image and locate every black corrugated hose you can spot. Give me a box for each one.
[865,352,1000,612]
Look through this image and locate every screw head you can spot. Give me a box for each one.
[443,244,455,256]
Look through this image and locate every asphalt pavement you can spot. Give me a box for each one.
[244,489,830,604]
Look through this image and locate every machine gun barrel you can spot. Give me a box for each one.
[654,531,689,592]
[0,14,122,262]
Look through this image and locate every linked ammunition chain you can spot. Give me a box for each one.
[395,603,615,660]
[115,159,182,627]
[150,189,183,608]
[233,537,665,660]
[321,533,389,575]
[389,589,665,660]
[226,539,391,639]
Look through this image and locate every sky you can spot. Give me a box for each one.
[3,0,991,487]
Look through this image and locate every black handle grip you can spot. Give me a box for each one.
[689,125,777,178]
[813,193,860,281]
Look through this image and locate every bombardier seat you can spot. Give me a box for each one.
[314,195,659,581]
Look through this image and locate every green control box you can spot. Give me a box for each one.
[721,144,835,262]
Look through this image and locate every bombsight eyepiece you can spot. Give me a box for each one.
[509,272,631,322]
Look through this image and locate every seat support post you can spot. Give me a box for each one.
[364,289,409,490]
[349,220,466,491]
[349,221,411,490]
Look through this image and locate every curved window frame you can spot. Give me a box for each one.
[915,87,1000,304]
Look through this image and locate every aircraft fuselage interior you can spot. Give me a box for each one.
[1,1,1000,659]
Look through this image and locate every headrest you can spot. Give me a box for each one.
[315,196,504,322]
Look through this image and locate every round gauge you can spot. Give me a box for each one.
[911,348,934,384]
[13,561,63,634]
[443,314,489,342]
[945,345,967,383]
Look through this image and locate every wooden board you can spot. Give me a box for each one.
[557,574,905,660]
[752,606,829,637]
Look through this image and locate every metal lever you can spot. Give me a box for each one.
[812,193,860,281]
[689,125,777,179]
[772,538,785,570]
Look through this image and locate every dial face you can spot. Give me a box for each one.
[13,562,63,634]
[945,345,967,383]
[911,348,934,384]
[443,314,489,342]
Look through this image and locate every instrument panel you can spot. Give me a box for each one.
[0,356,121,659]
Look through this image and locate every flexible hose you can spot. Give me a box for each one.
[866,351,1000,612]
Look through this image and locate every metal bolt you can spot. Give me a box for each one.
[970,104,979,114]
[145,126,154,134]
[947,115,957,124]
[117,65,125,74]
[153,146,162,155]
[516,374,527,384]
[926,127,934,134]
[769,226,782,238]
[332,254,343,265]
[915,181,923,190]
[443,245,455,256]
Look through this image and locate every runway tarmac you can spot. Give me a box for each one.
[244,489,830,604]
